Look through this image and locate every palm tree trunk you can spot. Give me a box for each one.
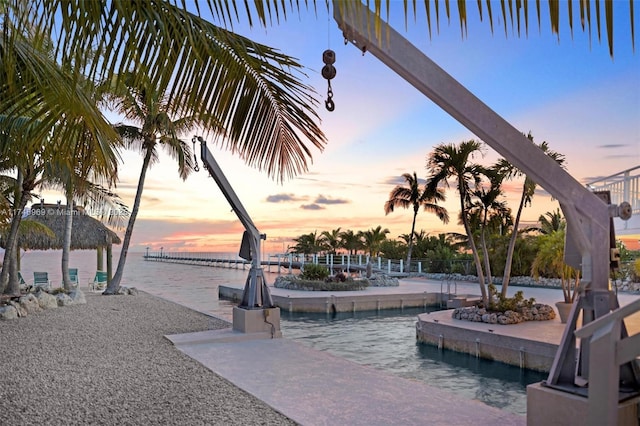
[0,192,27,294]
[61,189,74,290]
[406,211,418,272]
[501,187,526,298]
[460,198,487,305]
[7,236,20,295]
[481,210,492,287]
[104,148,153,294]
[0,174,28,295]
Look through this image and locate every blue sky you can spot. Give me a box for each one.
[42,1,640,253]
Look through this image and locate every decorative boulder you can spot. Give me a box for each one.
[116,286,139,295]
[0,304,18,320]
[8,301,27,317]
[18,293,42,315]
[367,274,399,287]
[69,289,86,305]
[56,293,73,307]
[35,290,58,310]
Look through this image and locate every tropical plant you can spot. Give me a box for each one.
[103,74,199,293]
[538,208,566,235]
[0,26,119,294]
[300,263,330,281]
[467,166,507,286]
[338,229,363,255]
[290,231,324,255]
[361,226,390,257]
[426,140,488,304]
[384,171,448,271]
[378,239,407,261]
[496,136,566,297]
[4,1,326,182]
[531,229,580,303]
[320,228,342,255]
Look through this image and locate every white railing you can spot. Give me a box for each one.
[586,166,640,215]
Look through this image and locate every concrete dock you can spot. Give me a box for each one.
[218,278,478,313]
[166,329,526,426]
[137,277,640,425]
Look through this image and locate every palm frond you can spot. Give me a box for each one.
[31,1,326,181]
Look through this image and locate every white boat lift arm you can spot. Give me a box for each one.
[195,136,274,308]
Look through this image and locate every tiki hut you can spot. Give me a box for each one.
[20,203,122,280]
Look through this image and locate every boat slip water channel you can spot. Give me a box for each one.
[280,308,546,416]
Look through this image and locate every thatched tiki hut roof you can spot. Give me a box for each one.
[10,203,123,284]
[22,203,121,250]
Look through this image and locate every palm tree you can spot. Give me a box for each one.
[290,231,324,255]
[338,229,363,255]
[495,136,566,297]
[361,226,390,257]
[531,228,579,304]
[539,208,566,235]
[102,73,200,293]
[467,167,507,286]
[426,140,488,304]
[320,228,342,255]
[44,165,127,290]
[384,172,448,271]
[1,13,120,294]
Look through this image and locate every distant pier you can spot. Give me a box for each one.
[143,251,424,277]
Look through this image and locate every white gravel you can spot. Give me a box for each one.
[0,291,296,425]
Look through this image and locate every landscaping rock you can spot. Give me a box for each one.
[452,303,556,325]
[35,290,58,310]
[19,293,42,315]
[69,289,86,305]
[56,293,73,307]
[368,274,399,287]
[0,304,18,320]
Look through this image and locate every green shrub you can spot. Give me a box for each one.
[300,263,330,281]
[487,283,535,312]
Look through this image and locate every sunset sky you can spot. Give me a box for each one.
[41,2,640,253]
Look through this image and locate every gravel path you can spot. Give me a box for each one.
[0,291,297,425]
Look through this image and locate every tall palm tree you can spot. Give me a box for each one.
[1,11,120,294]
[361,226,390,257]
[384,172,449,270]
[495,137,566,297]
[103,74,199,293]
[426,140,488,304]
[467,167,507,286]
[44,164,127,290]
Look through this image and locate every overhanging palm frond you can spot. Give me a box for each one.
[0,20,119,156]
[233,1,634,57]
[32,1,327,181]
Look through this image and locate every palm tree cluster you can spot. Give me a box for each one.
[289,226,391,257]
[423,137,566,305]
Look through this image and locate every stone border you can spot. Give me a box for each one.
[451,304,556,325]
[0,287,138,320]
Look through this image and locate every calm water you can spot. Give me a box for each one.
[18,250,546,416]
[280,309,545,416]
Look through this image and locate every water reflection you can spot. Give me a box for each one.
[280,307,546,416]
